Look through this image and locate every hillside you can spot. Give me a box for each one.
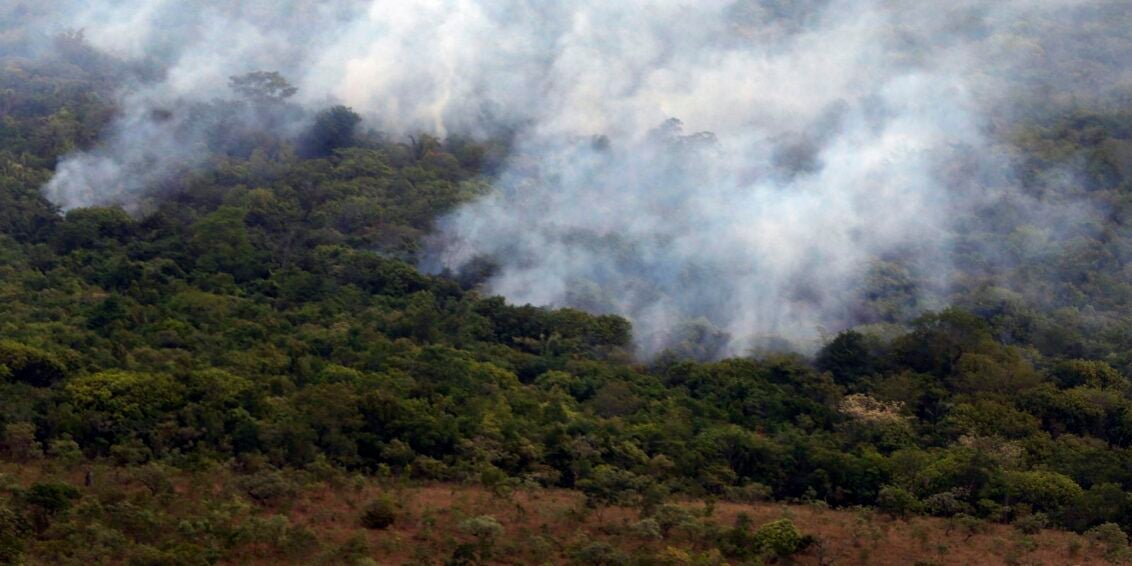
[0,462,1123,565]
[2,2,1132,565]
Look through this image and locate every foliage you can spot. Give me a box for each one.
[877,485,922,518]
[1086,523,1131,562]
[999,470,1084,515]
[237,470,297,505]
[301,106,363,158]
[0,501,28,565]
[1013,513,1048,535]
[1,24,1132,561]
[752,518,806,559]
[359,496,397,530]
[0,342,65,387]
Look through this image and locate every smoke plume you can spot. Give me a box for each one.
[15,0,1132,357]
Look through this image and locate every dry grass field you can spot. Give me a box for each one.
[0,462,1121,565]
[261,482,1115,565]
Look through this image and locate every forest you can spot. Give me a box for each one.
[2,1,1132,565]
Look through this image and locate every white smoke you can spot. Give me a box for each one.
[24,0,1131,356]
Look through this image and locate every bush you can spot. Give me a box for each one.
[631,518,662,540]
[976,498,1008,523]
[109,439,152,466]
[1,423,41,462]
[458,515,503,540]
[1001,470,1084,514]
[457,515,504,562]
[330,533,371,564]
[1086,522,1130,561]
[1051,360,1126,389]
[22,482,79,515]
[46,437,83,466]
[19,482,79,533]
[947,514,988,540]
[359,496,397,530]
[1012,513,1048,535]
[722,482,772,503]
[237,470,297,505]
[718,514,757,560]
[653,504,698,537]
[131,463,175,496]
[577,465,648,509]
[0,501,29,565]
[570,541,629,566]
[753,518,804,558]
[877,485,921,517]
[923,490,970,517]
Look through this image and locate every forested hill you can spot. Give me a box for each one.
[1,26,1132,565]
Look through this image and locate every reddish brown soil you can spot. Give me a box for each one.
[275,483,1113,565]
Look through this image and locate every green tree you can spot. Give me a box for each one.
[0,341,65,387]
[1000,470,1084,515]
[300,106,362,158]
[816,330,881,386]
[191,206,260,281]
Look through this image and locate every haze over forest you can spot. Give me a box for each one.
[9,0,1128,357]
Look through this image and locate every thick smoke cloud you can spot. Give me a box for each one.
[19,0,1132,357]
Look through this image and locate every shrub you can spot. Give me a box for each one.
[653,504,697,537]
[631,518,662,540]
[330,533,371,564]
[1,423,41,462]
[718,514,758,560]
[458,515,504,562]
[976,498,1008,523]
[131,463,175,496]
[0,501,29,564]
[458,515,503,541]
[109,439,152,466]
[19,482,79,533]
[126,544,173,566]
[1086,522,1130,561]
[1051,360,1126,389]
[570,542,629,566]
[722,482,772,504]
[947,514,988,541]
[22,482,79,515]
[447,542,478,565]
[359,496,397,530]
[877,485,921,517]
[1001,470,1084,514]
[237,470,297,505]
[1012,513,1048,535]
[577,465,648,509]
[46,437,83,466]
[280,523,320,559]
[753,518,804,558]
[923,490,970,517]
